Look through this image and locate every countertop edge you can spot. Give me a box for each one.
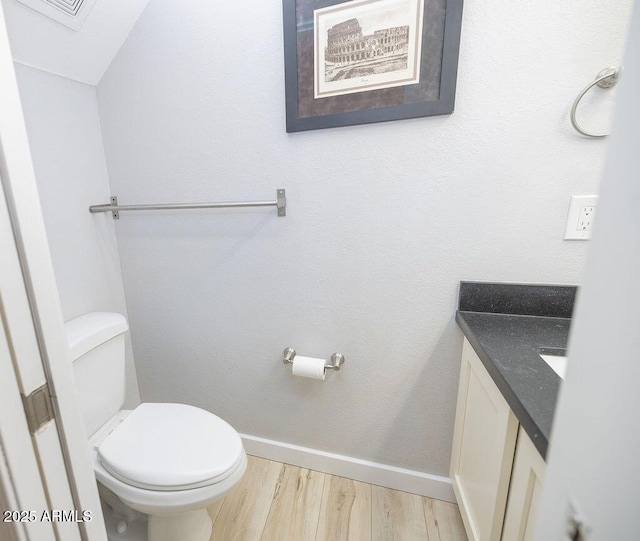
[456,310,550,459]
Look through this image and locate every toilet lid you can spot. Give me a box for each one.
[97,403,243,491]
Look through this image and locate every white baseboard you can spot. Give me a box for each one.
[239,433,455,503]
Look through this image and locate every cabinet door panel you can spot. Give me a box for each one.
[501,426,546,541]
[450,339,519,541]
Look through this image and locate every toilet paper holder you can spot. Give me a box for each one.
[282,348,345,371]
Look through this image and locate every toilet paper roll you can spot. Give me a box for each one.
[292,355,326,381]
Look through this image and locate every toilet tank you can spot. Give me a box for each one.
[65,312,129,438]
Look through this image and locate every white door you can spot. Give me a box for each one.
[0,181,60,541]
[0,3,106,540]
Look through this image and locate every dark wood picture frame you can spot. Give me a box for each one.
[283,0,464,132]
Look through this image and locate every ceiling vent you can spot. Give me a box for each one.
[15,0,100,31]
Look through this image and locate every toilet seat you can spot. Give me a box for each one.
[91,431,247,516]
[97,403,243,491]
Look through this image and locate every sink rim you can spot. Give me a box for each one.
[537,346,567,357]
[537,347,568,379]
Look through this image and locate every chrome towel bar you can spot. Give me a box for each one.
[89,189,286,219]
[570,67,622,138]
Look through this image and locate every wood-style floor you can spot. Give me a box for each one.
[208,455,467,541]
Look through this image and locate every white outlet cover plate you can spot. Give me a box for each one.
[564,195,599,240]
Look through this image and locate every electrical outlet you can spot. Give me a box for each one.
[577,205,596,231]
[564,195,599,240]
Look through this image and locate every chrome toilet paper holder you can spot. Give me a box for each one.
[282,347,345,371]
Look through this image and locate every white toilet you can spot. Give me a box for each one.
[65,312,247,541]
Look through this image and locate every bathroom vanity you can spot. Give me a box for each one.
[451,282,576,541]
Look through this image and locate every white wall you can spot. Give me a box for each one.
[2,0,150,85]
[535,3,640,539]
[15,64,140,408]
[96,0,632,475]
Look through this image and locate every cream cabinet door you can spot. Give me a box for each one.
[450,338,519,541]
[501,426,547,541]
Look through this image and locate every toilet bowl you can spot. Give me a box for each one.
[65,312,246,541]
[90,406,247,541]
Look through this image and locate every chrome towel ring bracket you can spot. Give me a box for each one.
[570,67,622,138]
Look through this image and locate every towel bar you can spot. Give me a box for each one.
[89,189,286,219]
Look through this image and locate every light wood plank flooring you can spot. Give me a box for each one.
[209,455,467,541]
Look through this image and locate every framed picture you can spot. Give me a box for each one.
[283,0,463,132]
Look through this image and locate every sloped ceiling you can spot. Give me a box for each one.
[1,0,150,85]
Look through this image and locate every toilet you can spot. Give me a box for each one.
[65,312,247,541]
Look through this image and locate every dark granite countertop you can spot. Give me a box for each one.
[455,282,577,459]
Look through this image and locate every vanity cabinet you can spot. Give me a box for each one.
[450,339,519,540]
[451,338,547,541]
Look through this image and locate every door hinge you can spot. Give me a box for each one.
[22,383,55,433]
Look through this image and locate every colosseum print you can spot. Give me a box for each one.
[314,0,424,99]
[324,19,410,82]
